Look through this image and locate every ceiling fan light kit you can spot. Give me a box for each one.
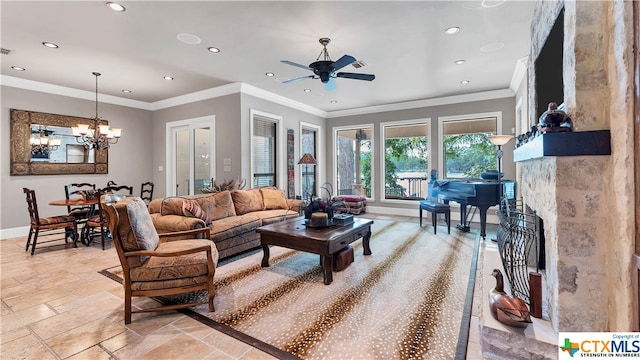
[281,37,375,91]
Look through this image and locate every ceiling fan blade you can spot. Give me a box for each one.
[336,72,375,81]
[331,55,357,73]
[281,60,312,71]
[282,75,315,84]
[324,77,337,91]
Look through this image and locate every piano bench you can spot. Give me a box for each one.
[419,200,451,234]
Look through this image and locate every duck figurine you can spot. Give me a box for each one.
[489,269,532,328]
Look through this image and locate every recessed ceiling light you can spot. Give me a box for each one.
[11,66,25,71]
[480,42,505,52]
[122,89,131,93]
[42,42,59,48]
[106,2,126,12]
[460,80,470,84]
[163,76,174,80]
[454,59,466,65]
[265,72,275,77]
[303,89,311,93]
[481,0,506,8]
[330,100,338,104]
[177,33,201,45]
[208,47,220,53]
[444,27,460,35]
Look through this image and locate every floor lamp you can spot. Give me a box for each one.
[488,135,513,211]
[298,153,317,200]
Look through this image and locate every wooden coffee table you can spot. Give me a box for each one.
[257,217,373,285]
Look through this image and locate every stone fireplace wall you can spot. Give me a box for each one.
[520,1,635,333]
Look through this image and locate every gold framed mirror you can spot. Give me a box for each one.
[10,109,108,175]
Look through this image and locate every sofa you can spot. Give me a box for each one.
[148,188,303,259]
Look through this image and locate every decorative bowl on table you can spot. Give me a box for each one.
[306,212,331,228]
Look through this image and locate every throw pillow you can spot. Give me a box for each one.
[182,199,211,225]
[260,188,288,210]
[198,191,236,221]
[123,197,160,264]
[231,189,264,215]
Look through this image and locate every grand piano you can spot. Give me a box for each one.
[433,179,516,239]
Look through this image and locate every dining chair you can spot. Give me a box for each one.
[140,182,154,205]
[64,182,96,221]
[24,187,78,255]
[103,196,218,324]
[103,184,133,196]
[85,190,127,250]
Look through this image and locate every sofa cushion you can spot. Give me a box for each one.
[231,189,264,215]
[148,198,162,213]
[196,190,236,221]
[129,239,218,287]
[260,188,288,210]
[209,214,261,243]
[254,209,300,225]
[182,199,211,225]
[159,197,187,216]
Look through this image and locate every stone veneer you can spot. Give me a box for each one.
[520,1,635,333]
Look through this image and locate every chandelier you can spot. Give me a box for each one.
[72,72,122,150]
[30,127,61,156]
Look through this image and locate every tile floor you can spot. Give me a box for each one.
[1,214,487,359]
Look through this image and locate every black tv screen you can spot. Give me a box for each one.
[535,8,564,120]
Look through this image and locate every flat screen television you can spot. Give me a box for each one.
[534,8,564,120]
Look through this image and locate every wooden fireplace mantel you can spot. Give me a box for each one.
[513,130,611,162]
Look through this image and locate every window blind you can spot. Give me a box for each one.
[252,116,276,187]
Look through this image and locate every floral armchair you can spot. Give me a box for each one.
[103,196,218,324]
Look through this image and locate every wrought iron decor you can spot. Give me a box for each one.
[10,109,109,175]
[495,199,539,304]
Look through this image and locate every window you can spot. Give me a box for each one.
[252,114,278,187]
[300,125,318,198]
[381,120,430,200]
[440,115,498,179]
[335,126,372,198]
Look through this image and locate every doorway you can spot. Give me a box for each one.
[166,116,215,196]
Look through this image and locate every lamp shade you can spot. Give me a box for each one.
[298,153,317,165]
[488,135,514,146]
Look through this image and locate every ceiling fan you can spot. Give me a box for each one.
[281,38,375,91]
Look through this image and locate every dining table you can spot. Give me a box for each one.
[48,198,100,207]
[49,197,100,245]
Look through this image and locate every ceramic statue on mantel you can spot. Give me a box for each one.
[537,102,573,133]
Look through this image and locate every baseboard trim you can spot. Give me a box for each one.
[0,226,29,240]
[367,205,500,224]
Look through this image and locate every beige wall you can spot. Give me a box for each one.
[240,93,326,195]
[1,85,512,233]
[1,86,327,236]
[1,86,153,230]
[327,96,517,211]
[150,94,242,198]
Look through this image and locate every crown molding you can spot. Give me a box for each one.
[509,56,529,93]
[2,75,515,119]
[150,82,243,110]
[0,75,152,110]
[326,89,515,118]
[239,83,327,118]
